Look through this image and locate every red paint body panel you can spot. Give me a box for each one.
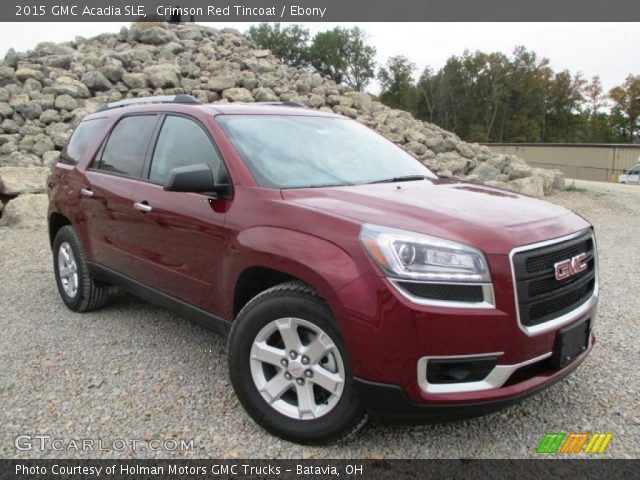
[47,102,597,411]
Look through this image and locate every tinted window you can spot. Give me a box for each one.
[217,115,435,189]
[149,116,221,184]
[99,115,158,177]
[61,118,107,165]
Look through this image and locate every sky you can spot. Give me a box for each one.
[0,22,638,95]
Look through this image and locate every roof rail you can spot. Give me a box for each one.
[98,94,201,111]
[255,101,307,108]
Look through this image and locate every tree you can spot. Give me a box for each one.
[609,74,640,143]
[245,23,309,66]
[584,76,607,142]
[545,71,585,142]
[309,27,376,91]
[502,46,552,142]
[378,56,417,113]
[415,66,436,122]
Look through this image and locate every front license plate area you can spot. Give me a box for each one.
[551,318,590,369]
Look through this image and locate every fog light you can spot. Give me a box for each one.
[427,356,498,384]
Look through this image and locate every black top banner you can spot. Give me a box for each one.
[6,0,640,22]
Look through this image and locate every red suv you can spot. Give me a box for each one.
[48,95,598,444]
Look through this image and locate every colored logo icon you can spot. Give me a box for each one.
[537,432,613,454]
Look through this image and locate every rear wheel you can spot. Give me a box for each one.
[227,281,367,444]
[53,226,109,312]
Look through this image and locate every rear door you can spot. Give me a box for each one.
[82,114,161,278]
[128,114,230,314]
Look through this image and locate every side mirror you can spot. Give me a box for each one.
[164,163,227,196]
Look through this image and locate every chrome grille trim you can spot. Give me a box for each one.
[509,229,598,336]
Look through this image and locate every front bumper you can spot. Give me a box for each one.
[353,335,594,424]
[334,251,597,406]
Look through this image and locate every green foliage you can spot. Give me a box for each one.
[309,27,376,91]
[407,47,639,144]
[378,56,417,113]
[566,182,587,192]
[245,23,310,66]
[609,75,640,142]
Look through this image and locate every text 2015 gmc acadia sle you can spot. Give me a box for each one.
[47,95,598,444]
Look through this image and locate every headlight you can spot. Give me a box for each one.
[359,224,491,283]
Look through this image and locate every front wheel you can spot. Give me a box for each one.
[227,282,367,444]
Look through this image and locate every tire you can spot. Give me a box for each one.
[227,281,367,444]
[52,225,109,312]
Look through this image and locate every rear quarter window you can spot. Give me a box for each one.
[60,118,107,165]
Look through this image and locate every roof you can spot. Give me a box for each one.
[85,95,341,121]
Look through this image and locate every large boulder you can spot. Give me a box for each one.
[122,73,148,89]
[222,88,254,102]
[504,161,533,180]
[81,71,113,92]
[128,25,177,45]
[468,162,501,182]
[253,87,279,102]
[0,166,49,195]
[0,151,41,167]
[52,76,90,98]
[531,167,565,195]
[207,74,238,92]
[54,94,78,111]
[0,66,15,86]
[509,176,545,197]
[99,60,125,83]
[144,64,179,89]
[0,193,48,228]
[0,102,13,118]
[45,123,73,148]
[14,100,43,120]
[15,68,44,83]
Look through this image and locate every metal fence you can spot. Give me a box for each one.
[485,144,640,182]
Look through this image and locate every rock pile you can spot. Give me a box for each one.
[0,23,564,227]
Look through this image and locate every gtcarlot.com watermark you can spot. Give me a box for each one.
[15,435,194,452]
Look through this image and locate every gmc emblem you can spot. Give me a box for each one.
[554,253,588,280]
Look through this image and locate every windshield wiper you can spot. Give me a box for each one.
[366,175,429,184]
[306,182,355,188]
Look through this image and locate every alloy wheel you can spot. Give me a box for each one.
[249,317,345,420]
[57,241,78,298]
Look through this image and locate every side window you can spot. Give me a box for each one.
[149,116,221,184]
[61,118,107,165]
[98,115,158,177]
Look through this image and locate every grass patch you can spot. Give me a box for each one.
[566,182,587,193]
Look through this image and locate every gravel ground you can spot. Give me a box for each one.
[1,183,638,459]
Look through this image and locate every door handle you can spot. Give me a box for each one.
[80,188,94,197]
[133,201,152,213]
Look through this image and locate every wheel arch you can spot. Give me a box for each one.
[229,226,364,327]
[48,212,71,247]
[233,266,299,318]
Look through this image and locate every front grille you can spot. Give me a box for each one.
[512,231,596,327]
[397,282,485,302]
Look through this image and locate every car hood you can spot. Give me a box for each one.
[281,179,590,254]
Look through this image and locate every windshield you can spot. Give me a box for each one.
[216,115,436,188]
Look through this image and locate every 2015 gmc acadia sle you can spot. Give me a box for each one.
[47,95,598,444]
